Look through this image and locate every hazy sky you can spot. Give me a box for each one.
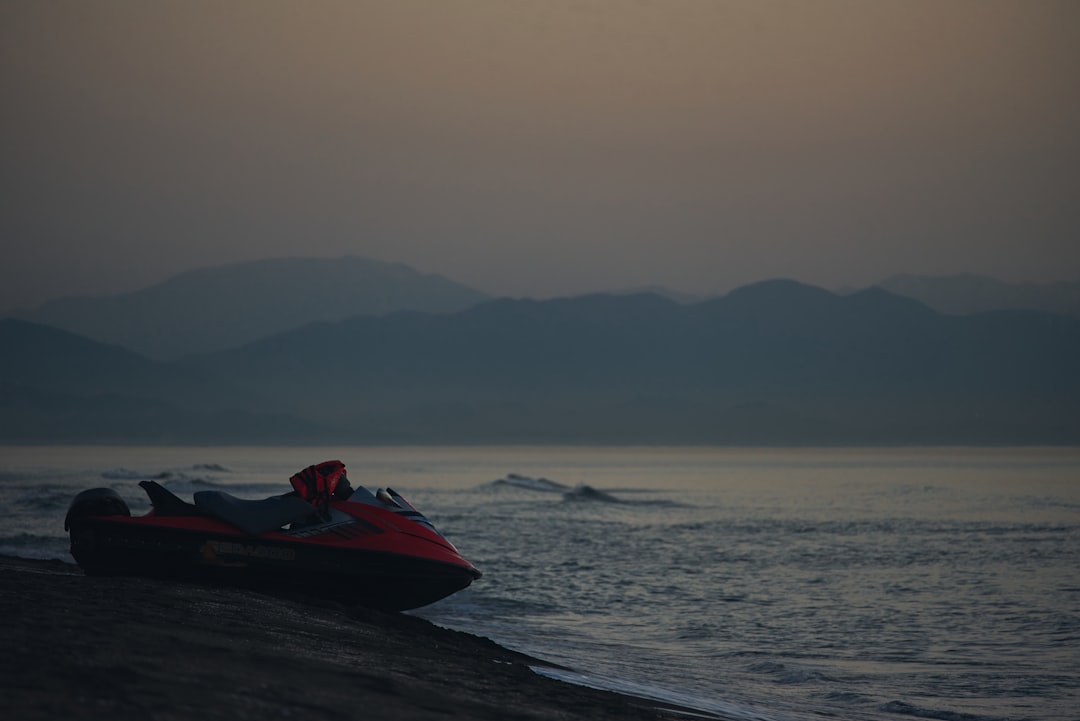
[2,0,1078,309]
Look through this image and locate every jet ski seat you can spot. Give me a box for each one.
[193,490,315,535]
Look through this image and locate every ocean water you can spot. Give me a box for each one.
[1,445,1078,721]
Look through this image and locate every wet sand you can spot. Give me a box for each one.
[1,555,714,720]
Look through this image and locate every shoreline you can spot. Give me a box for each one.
[1,555,720,720]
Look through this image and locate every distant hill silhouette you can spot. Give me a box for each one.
[878,274,1080,318]
[3,281,1077,444]
[186,280,1080,444]
[6,257,489,359]
[0,319,332,443]
[605,284,705,304]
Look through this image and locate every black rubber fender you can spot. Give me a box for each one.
[64,487,130,531]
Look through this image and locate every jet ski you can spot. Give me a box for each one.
[64,460,481,611]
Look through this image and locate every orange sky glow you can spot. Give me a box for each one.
[2,0,1078,307]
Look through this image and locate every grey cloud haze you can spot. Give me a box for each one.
[2,0,1078,310]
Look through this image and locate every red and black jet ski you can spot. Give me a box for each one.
[64,460,481,611]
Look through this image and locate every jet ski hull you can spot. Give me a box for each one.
[65,485,481,612]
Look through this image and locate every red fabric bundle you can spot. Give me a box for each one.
[289,460,346,503]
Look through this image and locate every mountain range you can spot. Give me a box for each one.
[877,274,1080,319]
[6,256,489,360]
[7,258,1079,361]
[2,264,1077,445]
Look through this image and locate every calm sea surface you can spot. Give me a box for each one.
[2,445,1078,721]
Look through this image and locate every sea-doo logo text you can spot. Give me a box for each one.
[207,540,295,561]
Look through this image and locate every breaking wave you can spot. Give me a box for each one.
[99,464,253,498]
[877,700,1007,721]
[480,474,683,507]
[483,473,568,493]
[101,468,169,480]
[9,486,77,513]
[0,533,71,561]
[562,484,622,503]
[102,464,230,482]
[484,475,626,503]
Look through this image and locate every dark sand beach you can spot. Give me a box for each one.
[1,555,712,720]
